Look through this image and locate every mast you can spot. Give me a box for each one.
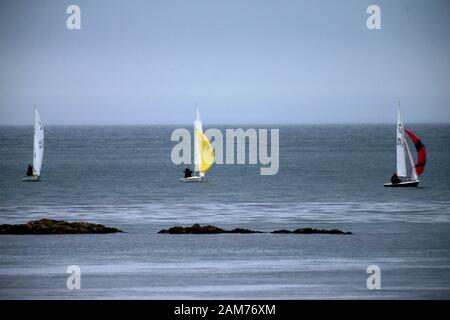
[32,105,36,169]
[193,106,203,176]
[396,102,407,177]
[32,106,44,176]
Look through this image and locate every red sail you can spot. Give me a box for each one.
[404,128,426,175]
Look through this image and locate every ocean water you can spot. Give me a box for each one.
[0,124,449,299]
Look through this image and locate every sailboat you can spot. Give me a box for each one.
[384,103,426,187]
[22,107,44,182]
[179,108,215,182]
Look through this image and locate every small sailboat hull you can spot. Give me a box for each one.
[21,175,40,182]
[384,180,419,187]
[179,176,203,182]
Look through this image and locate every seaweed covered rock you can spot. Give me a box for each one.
[158,224,350,235]
[272,228,352,235]
[0,219,122,234]
[158,224,262,234]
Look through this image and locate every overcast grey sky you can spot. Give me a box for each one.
[0,0,449,125]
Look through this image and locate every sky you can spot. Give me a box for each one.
[0,0,449,125]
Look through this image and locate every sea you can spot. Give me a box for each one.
[0,124,449,299]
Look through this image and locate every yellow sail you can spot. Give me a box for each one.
[195,128,215,173]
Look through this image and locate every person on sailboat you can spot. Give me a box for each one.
[26,164,33,176]
[391,173,401,184]
[184,167,193,178]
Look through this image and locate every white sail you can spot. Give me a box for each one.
[193,107,203,176]
[396,106,407,177]
[32,107,44,176]
[404,136,418,181]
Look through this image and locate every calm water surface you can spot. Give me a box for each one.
[0,125,449,299]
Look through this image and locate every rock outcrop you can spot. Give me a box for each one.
[0,219,122,234]
[158,224,351,235]
[158,224,263,234]
[272,228,352,235]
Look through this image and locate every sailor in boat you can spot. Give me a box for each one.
[390,173,401,184]
[184,167,193,178]
[26,164,34,177]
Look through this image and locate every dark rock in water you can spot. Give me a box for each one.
[228,228,263,234]
[271,229,293,234]
[272,228,352,235]
[158,224,224,234]
[158,224,262,234]
[293,228,352,235]
[0,219,122,235]
[158,224,350,235]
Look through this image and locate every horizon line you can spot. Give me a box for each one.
[1,122,450,127]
